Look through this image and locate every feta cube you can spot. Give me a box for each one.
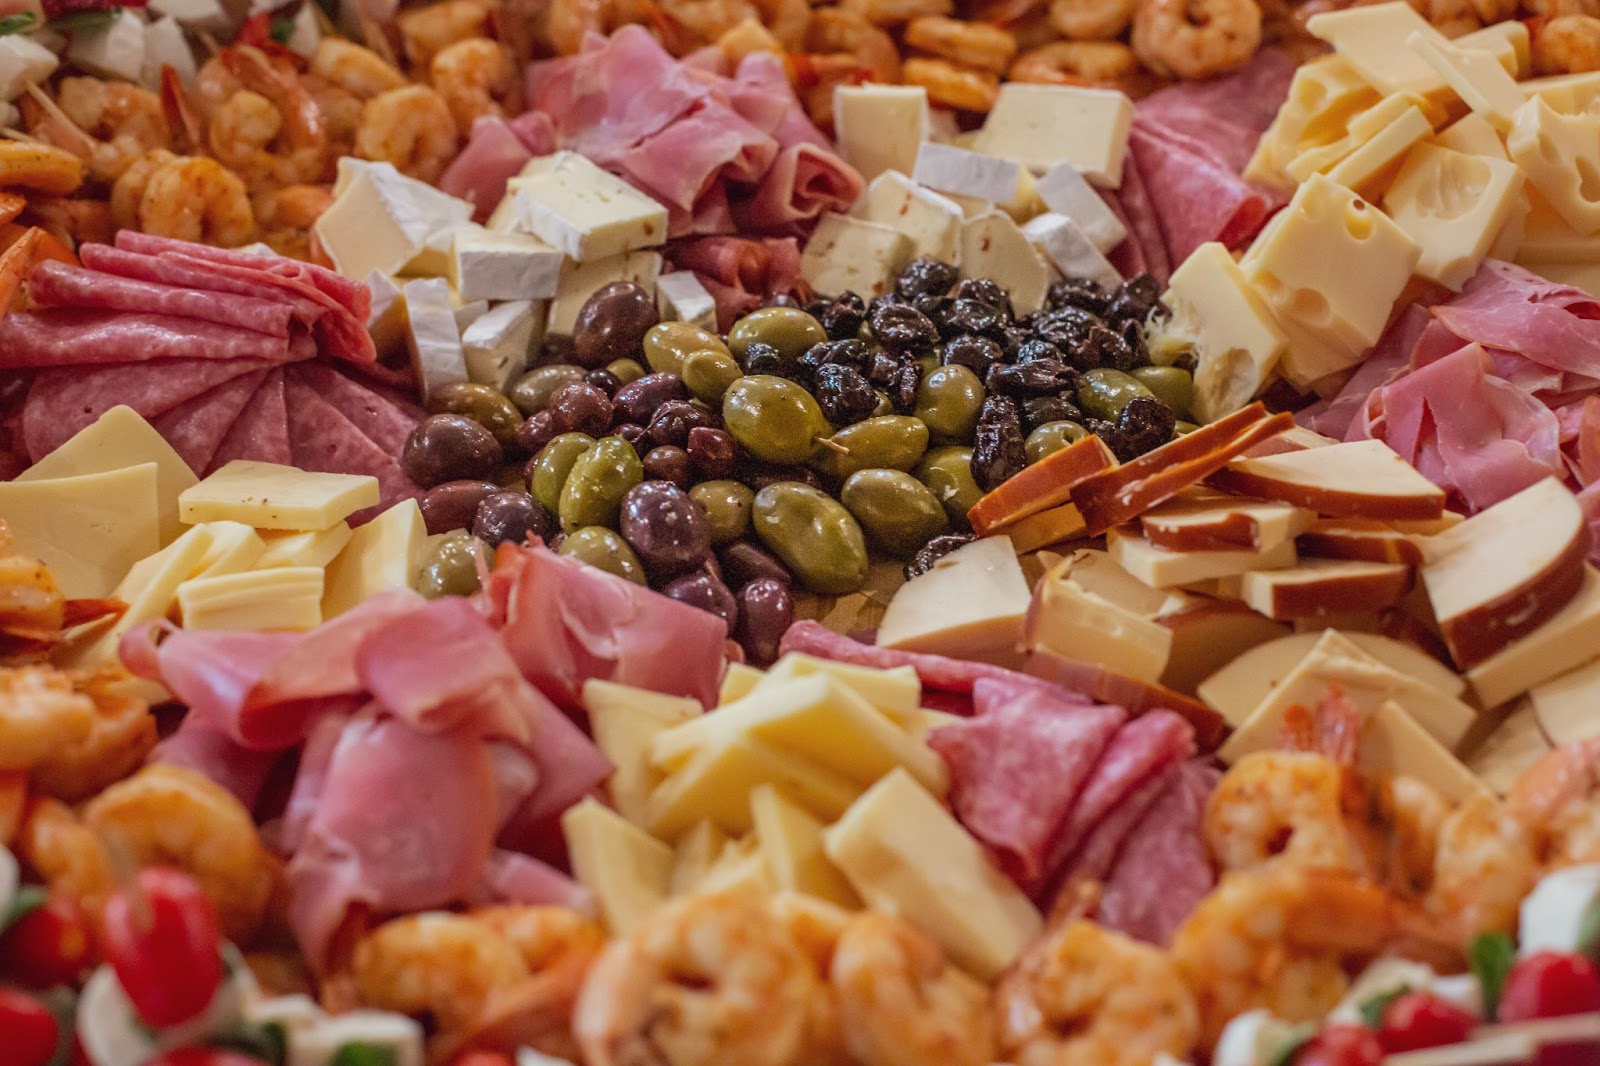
[402,277,469,397]
[463,299,542,391]
[833,84,929,184]
[1520,864,1600,957]
[799,213,914,299]
[66,9,145,84]
[854,170,963,263]
[513,151,669,262]
[454,228,564,300]
[655,270,718,331]
[1022,212,1121,290]
[912,142,1022,205]
[1035,163,1127,252]
[547,250,662,335]
[140,15,195,89]
[315,161,473,281]
[0,35,59,102]
[147,0,229,29]
[974,83,1134,186]
[284,3,321,59]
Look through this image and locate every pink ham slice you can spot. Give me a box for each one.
[120,622,305,748]
[474,850,592,910]
[1126,120,1282,267]
[1095,760,1220,946]
[666,237,804,331]
[438,116,536,220]
[152,369,270,476]
[210,369,292,470]
[0,310,318,366]
[27,260,300,338]
[149,723,286,814]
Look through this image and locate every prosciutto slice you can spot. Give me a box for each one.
[438,116,537,219]
[665,237,804,330]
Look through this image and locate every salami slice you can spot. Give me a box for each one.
[1095,760,1220,946]
[1103,152,1171,286]
[80,245,330,322]
[1128,121,1278,266]
[0,310,317,366]
[27,260,298,338]
[152,370,270,475]
[284,377,419,520]
[211,370,292,471]
[288,363,423,456]
[1055,762,1177,888]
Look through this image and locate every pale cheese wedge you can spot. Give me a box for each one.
[0,464,161,599]
[1529,656,1600,746]
[188,522,266,579]
[583,679,702,825]
[876,536,1031,669]
[1107,526,1298,589]
[754,654,921,723]
[256,524,354,570]
[749,784,861,908]
[1466,698,1553,796]
[561,798,673,936]
[177,567,324,631]
[179,461,379,531]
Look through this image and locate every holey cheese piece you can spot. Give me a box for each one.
[1246,56,1381,189]
[1163,243,1288,424]
[1407,32,1524,131]
[512,152,668,262]
[1420,477,1590,669]
[1305,2,1455,96]
[800,214,913,300]
[853,170,963,263]
[1210,439,1446,521]
[1383,144,1524,290]
[1507,98,1600,236]
[878,536,1031,669]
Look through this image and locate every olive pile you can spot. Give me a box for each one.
[401,260,1197,664]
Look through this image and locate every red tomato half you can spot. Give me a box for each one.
[0,987,60,1066]
[1379,992,1478,1052]
[0,895,94,989]
[1295,1024,1385,1066]
[1500,952,1600,1066]
[99,869,222,1029]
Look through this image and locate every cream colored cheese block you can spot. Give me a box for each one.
[822,768,1041,981]
[1508,99,1600,236]
[1022,213,1121,291]
[959,211,1052,315]
[188,522,266,579]
[19,405,198,546]
[853,170,963,263]
[321,499,427,618]
[584,679,702,825]
[1214,438,1445,521]
[0,36,59,101]
[365,271,408,359]
[1035,163,1127,251]
[1055,546,1176,615]
[1162,243,1288,423]
[1157,601,1291,697]
[0,464,161,599]
[1384,143,1524,290]
[876,536,1031,670]
[719,662,765,705]
[912,142,1023,204]
[1140,491,1313,553]
[401,277,469,398]
[1457,19,1529,77]
[1467,698,1552,795]
[1247,56,1381,188]
[1284,94,1425,185]
[654,271,718,332]
[1236,558,1411,620]
[177,567,324,631]
[833,84,929,184]
[452,229,563,301]
[1026,562,1173,683]
[64,524,217,673]
[561,797,673,936]
[1467,567,1600,709]
[1515,186,1600,262]
[511,151,668,262]
[749,784,861,908]
[1305,2,1455,96]
[799,213,913,301]
[972,83,1134,186]
[696,836,774,899]
[1431,112,1510,161]
[671,820,731,895]
[256,524,354,570]
[645,732,860,839]
[1529,656,1600,746]
[755,654,921,722]
[180,461,379,531]
[1323,103,1433,198]
[1360,698,1489,803]
[405,220,478,280]
[315,160,472,281]
[1408,32,1524,131]
[1107,526,1297,589]
[1523,71,1600,116]
[462,299,541,393]
[546,251,661,336]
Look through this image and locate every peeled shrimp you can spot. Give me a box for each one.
[1049,0,1138,41]
[137,155,255,247]
[308,38,407,100]
[1131,0,1261,79]
[396,0,493,67]
[110,148,176,233]
[431,38,513,132]
[805,7,902,82]
[49,77,170,183]
[15,797,117,918]
[1509,738,1600,869]
[902,16,1018,72]
[1418,791,1539,942]
[28,670,157,803]
[212,46,328,189]
[1205,751,1386,878]
[354,911,532,1038]
[354,85,457,185]
[0,544,65,647]
[573,891,817,1066]
[1523,0,1600,18]
[0,667,95,772]
[0,140,85,196]
[1535,14,1600,75]
[659,0,760,47]
[754,0,811,50]
[24,196,113,248]
[1009,40,1142,89]
[769,893,853,1066]
[452,906,605,1060]
[901,57,1001,112]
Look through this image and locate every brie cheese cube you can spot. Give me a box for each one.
[513,151,669,262]
[453,298,489,333]
[462,299,541,391]
[1035,163,1126,252]
[453,229,563,300]
[286,1012,424,1066]
[67,10,145,84]
[366,270,408,358]
[1519,865,1600,957]
[800,213,914,299]
[1021,212,1121,290]
[140,16,195,89]
[959,211,1052,314]
[833,84,929,184]
[972,83,1134,186]
[912,142,1023,205]
[546,250,661,336]
[402,277,469,397]
[1383,143,1524,290]
[1212,1010,1296,1066]
[1163,242,1288,423]
[315,161,473,281]
[404,221,478,278]
[655,270,718,331]
[854,169,963,262]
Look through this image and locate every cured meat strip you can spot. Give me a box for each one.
[0,310,318,366]
[210,370,291,470]
[1127,120,1280,267]
[152,370,270,476]
[81,244,330,325]
[27,259,298,338]
[117,232,372,324]
[1096,760,1220,947]
[284,376,418,518]
[287,363,423,456]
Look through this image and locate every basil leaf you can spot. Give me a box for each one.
[40,987,78,1066]
[212,1021,287,1066]
[1265,1023,1318,1066]
[0,12,39,34]
[1358,984,1411,1030]
[331,1042,398,1066]
[46,9,117,31]
[1471,931,1517,1021]
[1,885,50,934]
[268,14,294,42]
[1578,893,1600,962]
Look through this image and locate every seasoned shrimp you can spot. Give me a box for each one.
[452,906,605,1060]
[1510,738,1600,868]
[754,0,811,50]
[0,140,85,196]
[1131,0,1261,79]
[902,57,1000,111]
[0,547,64,643]
[431,38,513,132]
[138,156,256,247]
[1420,791,1539,942]
[308,38,407,100]
[29,670,157,803]
[1206,751,1386,877]
[83,764,277,943]
[1535,14,1600,74]
[830,911,994,1066]
[1009,40,1142,89]
[0,666,95,770]
[1401,0,1480,35]
[839,0,952,26]
[354,911,532,1038]
[50,77,170,183]
[715,18,785,62]
[769,893,852,1066]
[1524,0,1600,18]
[213,46,328,189]
[1049,0,1137,40]
[397,0,494,67]
[573,891,817,1066]
[355,86,457,185]
[110,148,176,232]
[15,797,116,918]
[805,7,902,81]
[903,16,1017,72]
[302,76,364,161]
[659,0,760,46]
[25,196,113,247]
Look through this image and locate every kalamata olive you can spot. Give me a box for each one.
[735,578,793,666]
[428,382,524,450]
[646,400,716,449]
[618,480,713,575]
[402,413,504,488]
[719,541,792,587]
[472,491,555,546]
[572,281,660,368]
[686,426,738,479]
[613,373,689,426]
[660,570,739,632]
[585,368,623,397]
[547,381,614,437]
[419,479,501,536]
[642,445,692,487]
[516,410,557,453]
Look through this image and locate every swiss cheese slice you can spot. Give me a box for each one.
[0,464,161,599]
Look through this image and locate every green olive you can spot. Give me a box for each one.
[722,375,829,464]
[605,358,647,385]
[642,322,729,377]
[428,382,524,450]
[1078,368,1156,422]
[914,365,986,443]
[689,480,755,545]
[416,532,485,599]
[508,364,587,416]
[751,482,870,595]
[811,416,930,479]
[558,526,647,584]
[558,435,643,532]
[681,349,744,404]
[915,446,983,531]
[1025,420,1089,464]
[1130,366,1195,420]
[725,307,826,364]
[839,469,949,559]
[872,389,893,418]
[529,432,596,514]
[1175,421,1200,435]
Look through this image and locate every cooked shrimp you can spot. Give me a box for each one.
[1206,751,1386,877]
[25,196,113,248]
[546,0,618,56]
[1131,0,1261,78]
[355,85,457,185]
[1524,0,1600,18]
[1421,792,1539,942]
[246,950,315,998]
[302,76,364,160]
[354,911,532,1038]
[138,155,256,247]
[769,893,852,1066]
[829,911,994,1066]
[0,666,95,771]
[715,18,785,62]
[754,0,811,49]
[308,38,407,100]
[397,0,494,67]
[903,16,1017,72]
[1403,0,1480,35]
[1049,0,1138,40]
[573,891,817,1066]
[0,548,64,643]
[431,38,512,132]
[0,770,25,847]
[15,797,116,918]
[0,140,85,196]
[659,0,760,45]
[1009,40,1143,90]
[901,57,1000,111]
[51,77,170,183]
[83,764,278,943]
[28,670,157,803]
[1509,738,1600,868]
[839,0,952,26]
[1535,14,1600,74]
[214,45,328,189]
[110,148,177,233]
[805,7,902,81]
[452,906,605,1060]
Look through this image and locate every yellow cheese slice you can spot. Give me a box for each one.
[583,679,702,825]
[561,797,673,935]
[321,500,427,618]
[179,460,379,531]
[1360,699,1489,803]
[0,463,161,599]
[64,524,217,672]
[1466,699,1552,796]
[645,732,860,840]
[718,662,765,705]
[670,820,731,895]
[188,522,266,579]
[1383,143,1525,290]
[1529,656,1600,747]
[177,567,325,631]
[256,523,355,569]
[755,654,921,722]
[749,784,861,908]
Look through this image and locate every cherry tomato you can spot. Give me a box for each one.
[1379,991,1478,1052]
[449,1053,517,1066]
[0,987,60,1066]
[1500,952,1600,1066]
[99,868,222,1028]
[0,894,94,989]
[144,1049,272,1066]
[1295,1024,1385,1066]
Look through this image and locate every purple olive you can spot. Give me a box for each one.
[618,481,712,575]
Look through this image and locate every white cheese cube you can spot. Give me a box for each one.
[453,298,489,333]
[973,83,1134,186]
[147,0,228,29]
[1021,212,1121,291]
[513,151,669,262]
[854,170,963,262]
[67,10,145,84]
[453,229,563,301]
[912,142,1022,205]
[404,220,479,278]
[959,211,1052,314]
[140,15,196,89]
[834,84,929,184]
[1519,865,1600,957]
[462,299,541,391]
[1035,163,1127,252]
[1163,242,1288,423]
[366,270,407,357]
[655,270,718,331]
[1212,1010,1296,1066]
[799,213,914,299]
[546,250,661,336]
[1383,143,1524,290]
[316,161,473,282]
[402,277,469,397]
[287,1012,424,1066]
[0,34,59,102]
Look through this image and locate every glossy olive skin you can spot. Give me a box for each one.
[722,375,829,464]
[751,482,870,595]
[689,480,755,545]
[840,468,949,559]
[558,436,644,532]
[811,416,930,480]
[1078,368,1156,421]
[735,578,793,666]
[915,446,983,530]
[719,540,791,587]
[642,322,730,377]
[529,433,596,514]
[914,365,986,442]
[1024,420,1089,464]
[619,481,713,575]
[605,359,647,386]
[572,281,660,369]
[726,307,827,365]
[419,479,501,536]
[428,382,524,450]
[660,569,739,631]
[1130,365,1194,420]
[545,381,614,437]
[402,414,504,488]
[558,526,647,584]
[509,365,587,416]
[613,373,690,426]
[473,491,554,547]
[416,532,485,599]
[681,349,743,404]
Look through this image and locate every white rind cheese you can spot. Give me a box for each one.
[833,84,929,184]
[402,277,469,396]
[316,161,472,282]
[67,10,145,84]
[453,228,564,301]
[912,142,1023,205]
[1519,865,1600,957]
[1035,163,1127,252]
[1021,212,1121,290]
[513,151,669,262]
[462,299,541,392]
[655,270,719,331]
[854,170,963,263]
[800,213,914,300]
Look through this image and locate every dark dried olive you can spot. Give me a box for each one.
[1082,323,1137,372]
[891,357,923,414]
[614,422,649,449]
[941,335,1003,374]
[420,479,501,536]
[643,445,693,487]
[1015,338,1065,364]
[1110,396,1176,461]
[613,372,688,425]
[538,334,577,365]
[986,359,1080,398]
[867,351,900,387]
[971,395,1027,492]
[800,338,872,378]
[913,293,953,325]
[515,410,558,454]
[1033,306,1100,356]
[895,258,958,300]
[999,324,1031,359]
[951,278,1013,319]
[1023,395,1085,432]
[816,291,867,341]
[739,461,824,493]
[572,281,659,369]
[719,540,792,588]
[647,399,716,449]
[547,382,613,437]
[1046,277,1110,316]
[942,298,1007,340]
[403,413,503,488]
[735,578,792,666]
[662,569,740,631]
[905,532,977,580]
[1121,318,1152,369]
[741,341,791,377]
[686,426,739,479]
[585,368,622,397]
[813,363,878,426]
[473,491,555,547]
[1105,274,1165,326]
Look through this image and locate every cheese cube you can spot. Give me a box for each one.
[286,1012,423,1066]
[1432,111,1510,161]
[512,151,668,262]
[1515,185,1600,262]
[180,460,379,531]
[452,298,490,336]
[1034,164,1126,252]
[1305,2,1455,96]
[1408,32,1524,131]
[282,3,321,59]
[697,836,774,899]
[1108,526,1297,589]
[365,270,408,357]
[314,161,472,281]
[1519,866,1600,957]
[959,211,1052,314]
[461,299,541,392]
[912,142,1023,204]
[0,464,161,599]
[67,10,145,84]
[546,250,661,336]
[1028,561,1173,683]
[1162,242,1288,423]
[1285,93,1428,184]
[321,499,427,617]
[1323,103,1433,198]
[1021,212,1120,290]
[854,170,963,263]
[402,276,469,397]
[671,820,731,894]
[800,213,913,300]
[1456,19,1529,77]
[823,768,1042,980]
[750,784,860,908]
[146,0,228,29]
[178,567,324,631]
[561,798,674,935]
[1467,698,1553,795]
[1383,143,1524,290]
[877,536,1032,670]
[644,733,860,839]
[1246,56,1382,188]
[833,84,929,184]
[453,229,563,301]
[140,16,195,89]
[256,524,354,569]
[404,220,478,278]
[1529,654,1600,747]
[974,84,1133,186]
[655,271,718,332]
[584,679,702,824]
[755,654,921,721]
[1507,98,1600,236]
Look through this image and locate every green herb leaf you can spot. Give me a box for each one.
[1577,894,1600,962]
[0,12,39,34]
[1,885,50,934]
[331,1042,399,1066]
[268,14,294,42]
[212,1021,288,1066]
[45,8,117,31]
[1471,931,1517,1021]
[1358,984,1411,1030]
[1265,1023,1318,1066]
